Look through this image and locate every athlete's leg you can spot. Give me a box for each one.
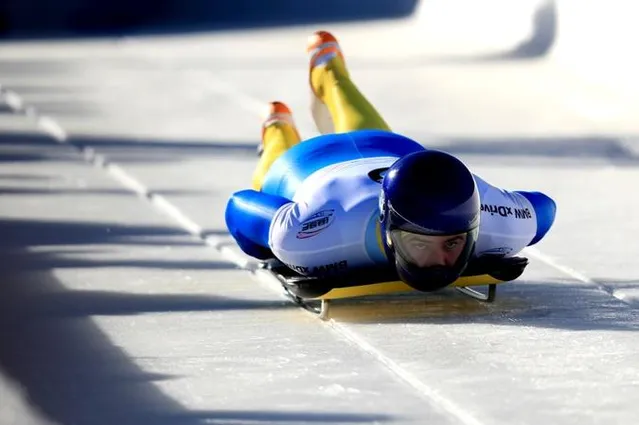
[308,31,391,133]
[252,101,302,191]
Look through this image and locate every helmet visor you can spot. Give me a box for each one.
[390,230,468,269]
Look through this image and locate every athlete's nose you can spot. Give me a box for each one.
[443,251,457,267]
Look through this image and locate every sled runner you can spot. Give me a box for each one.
[259,256,529,319]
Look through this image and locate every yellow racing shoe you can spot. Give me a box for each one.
[257,101,298,157]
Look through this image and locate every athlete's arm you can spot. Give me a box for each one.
[225,189,292,259]
[473,175,556,256]
[514,190,557,246]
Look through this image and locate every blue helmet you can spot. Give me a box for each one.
[380,150,480,291]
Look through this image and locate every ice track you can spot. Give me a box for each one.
[1,1,639,424]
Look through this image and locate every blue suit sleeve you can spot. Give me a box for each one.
[516,191,557,246]
[225,190,293,260]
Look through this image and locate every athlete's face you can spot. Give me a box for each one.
[391,230,467,268]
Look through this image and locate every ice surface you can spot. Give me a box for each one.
[1,2,638,424]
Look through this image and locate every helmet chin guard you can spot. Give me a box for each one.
[390,228,478,292]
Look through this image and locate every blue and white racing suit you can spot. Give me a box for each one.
[225,130,556,276]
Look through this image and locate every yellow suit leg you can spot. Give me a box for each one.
[252,46,390,190]
[311,56,391,133]
[251,122,301,191]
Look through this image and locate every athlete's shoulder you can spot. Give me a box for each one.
[473,175,556,256]
[267,200,349,276]
[268,192,383,275]
[269,201,338,253]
